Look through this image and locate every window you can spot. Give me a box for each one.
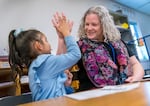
[129,22,149,61]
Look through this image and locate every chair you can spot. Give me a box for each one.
[0,92,32,106]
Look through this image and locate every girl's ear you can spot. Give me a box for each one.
[33,41,43,51]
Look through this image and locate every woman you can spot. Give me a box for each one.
[77,5,144,91]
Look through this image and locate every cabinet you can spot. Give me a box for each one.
[109,11,133,41]
[110,11,129,29]
[110,11,138,58]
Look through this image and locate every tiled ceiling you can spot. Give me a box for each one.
[113,0,150,15]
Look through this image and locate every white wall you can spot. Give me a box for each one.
[0,0,150,54]
[0,0,99,54]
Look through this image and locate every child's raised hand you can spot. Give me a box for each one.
[52,12,73,37]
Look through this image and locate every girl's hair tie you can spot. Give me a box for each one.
[14,28,23,37]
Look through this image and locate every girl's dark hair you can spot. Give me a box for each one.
[8,29,43,79]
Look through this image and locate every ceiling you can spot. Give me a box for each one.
[113,0,150,16]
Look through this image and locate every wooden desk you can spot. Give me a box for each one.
[19,81,150,106]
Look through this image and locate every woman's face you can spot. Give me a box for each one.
[84,13,103,41]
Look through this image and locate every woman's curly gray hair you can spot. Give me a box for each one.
[78,5,121,42]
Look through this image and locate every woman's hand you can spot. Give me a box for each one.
[125,56,144,83]
[125,76,137,83]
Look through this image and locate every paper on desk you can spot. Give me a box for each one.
[65,82,140,100]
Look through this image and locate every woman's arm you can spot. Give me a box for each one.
[52,12,75,86]
[52,12,73,55]
[125,55,144,82]
[57,37,66,55]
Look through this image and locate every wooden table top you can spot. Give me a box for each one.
[19,81,150,106]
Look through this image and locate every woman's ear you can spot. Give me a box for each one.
[33,41,43,51]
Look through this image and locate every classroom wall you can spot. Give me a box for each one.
[0,0,150,55]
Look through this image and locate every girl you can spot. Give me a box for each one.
[8,13,81,101]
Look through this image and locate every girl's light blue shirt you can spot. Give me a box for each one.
[29,36,81,101]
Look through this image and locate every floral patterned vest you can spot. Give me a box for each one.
[78,38,132,87]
